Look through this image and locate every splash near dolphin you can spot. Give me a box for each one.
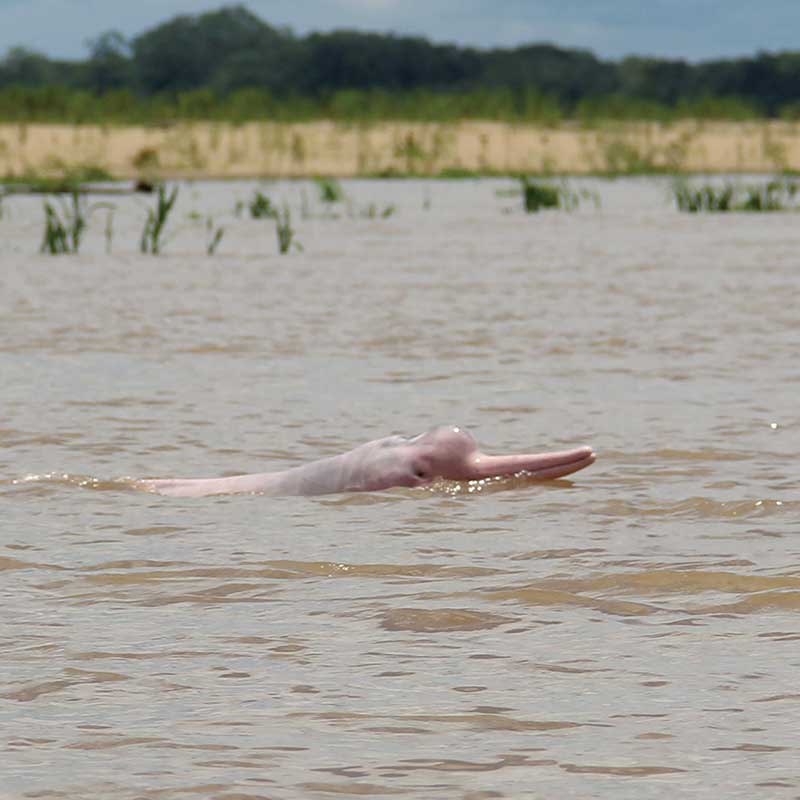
[140,426,595,498]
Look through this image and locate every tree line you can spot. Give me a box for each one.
[1,4,798,124]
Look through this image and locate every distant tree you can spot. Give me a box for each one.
[0,4,799,122]
[299,31,481,93]
[212,42,302,95]
[132,4,298,94]
[132,14,214,92]
[0,47,58,86]
[85,31,134,93]
[481,44,617,107]
[696,51,800,115]
[618,57,693,106]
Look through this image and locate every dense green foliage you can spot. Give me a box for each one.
[1,4,798,123]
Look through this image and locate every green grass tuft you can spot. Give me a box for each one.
[248,190,276,219]
[140,183,178,254]
[275,204,301,254]
[673,177,799,212]
[40,192,87,254]
[521,178,560,212]
[315,177,344,204]
[519,177,598,212]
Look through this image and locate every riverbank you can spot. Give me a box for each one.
[1,119,799,179]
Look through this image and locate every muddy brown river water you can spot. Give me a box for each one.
[0,178,798,799]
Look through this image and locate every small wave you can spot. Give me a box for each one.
[691,590,800,615]
[593,496,792,519]
[381,607,515,632]
[3,667,128,703]
[481,570,800,617]
[291,710,581,733]
[536,570,800,596]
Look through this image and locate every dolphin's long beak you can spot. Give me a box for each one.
[456,446,596,481]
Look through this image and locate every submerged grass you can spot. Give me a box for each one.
[316,177,344,204]
[357,202,395,219]
[275,205,300,254]
[673,181,734,211]
[39,191,115,254]
[41,192,87,254]
[205,216,225,255]
[673,176,799,212]
[521,178,560,212]
[248,190,276,219]
[103,207,114,254]
[519,177,599,212]
[739,178,798,210]
[140,183,178,253]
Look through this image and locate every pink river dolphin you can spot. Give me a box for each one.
[141,425,595,498]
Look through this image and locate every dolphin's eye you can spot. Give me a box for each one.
[413,467,429,480]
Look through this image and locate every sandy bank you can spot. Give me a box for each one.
[1,120,799,178]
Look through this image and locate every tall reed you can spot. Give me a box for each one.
[739,178,798,210]
[40,192,87,254]
[673,177,799,212]
[140,184,178,254]
[275,205,300,254]
[672,180,734,212]
[206,216,224,255]
[519,177,597,212]
[104,207,114,254]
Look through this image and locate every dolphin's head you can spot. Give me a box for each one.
[352,426,478,490]
[402,426,479,480]
[348,433,430,490]
[347,425,595,492]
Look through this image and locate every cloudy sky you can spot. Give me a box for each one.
[1,0,797,62]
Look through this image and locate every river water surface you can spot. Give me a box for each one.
[1,178,798,799]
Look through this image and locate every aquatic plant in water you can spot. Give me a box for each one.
[359,203,395,219]
[104,207,114,254]
[275,205,301,254]
[521,178,560,212]
[672,180,734,212]
[140,184,178,254]
[249,190,276,219]
[739,178,798,211]
[206,216,225,255]
[41,192,87,254]
[519,177,598,213]
[315,177,344,205]
[40,191,115,255]
[673,177,799,212]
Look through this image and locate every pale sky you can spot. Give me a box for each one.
[1,0,797,62]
